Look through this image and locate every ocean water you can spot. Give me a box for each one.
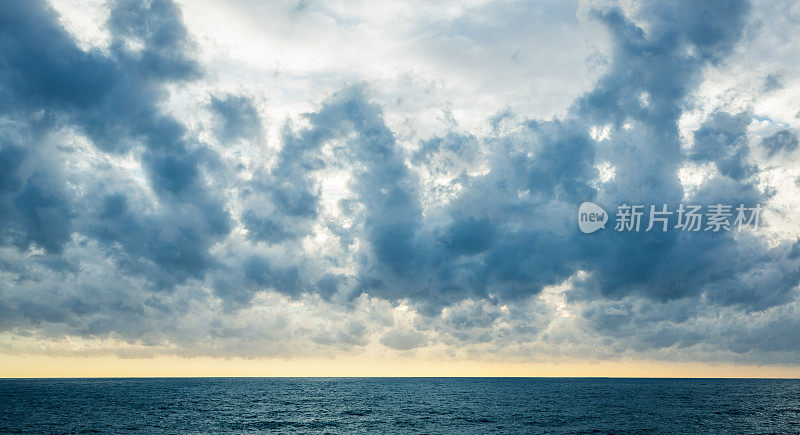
[1,378,799,433]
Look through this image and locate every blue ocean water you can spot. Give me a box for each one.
[1,377,799,433]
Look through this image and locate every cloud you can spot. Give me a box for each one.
[690,111,755,180]
[0,0,231,289]
[210,94,263,142]
[1,0,800,365]
[762,129,799,156]
[380,329,428,351]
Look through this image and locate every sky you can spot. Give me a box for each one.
[2,0,800,377]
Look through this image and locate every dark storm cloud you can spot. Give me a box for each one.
[232,86,421,304]
[761,129,799,156]
[243,255,302,298]
[0,0,233,350]
[0,0,230,290]
[691,111,755,181]
[238,99,335,246]
[210,94,263,142]
[558,1,797,310]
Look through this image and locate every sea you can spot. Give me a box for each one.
[1,377,799,433]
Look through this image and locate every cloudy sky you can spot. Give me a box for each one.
[3,0,800,376]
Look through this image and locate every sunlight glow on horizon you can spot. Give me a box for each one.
[3,355,800,379]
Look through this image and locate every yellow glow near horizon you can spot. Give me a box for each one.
[3,354,800,378]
